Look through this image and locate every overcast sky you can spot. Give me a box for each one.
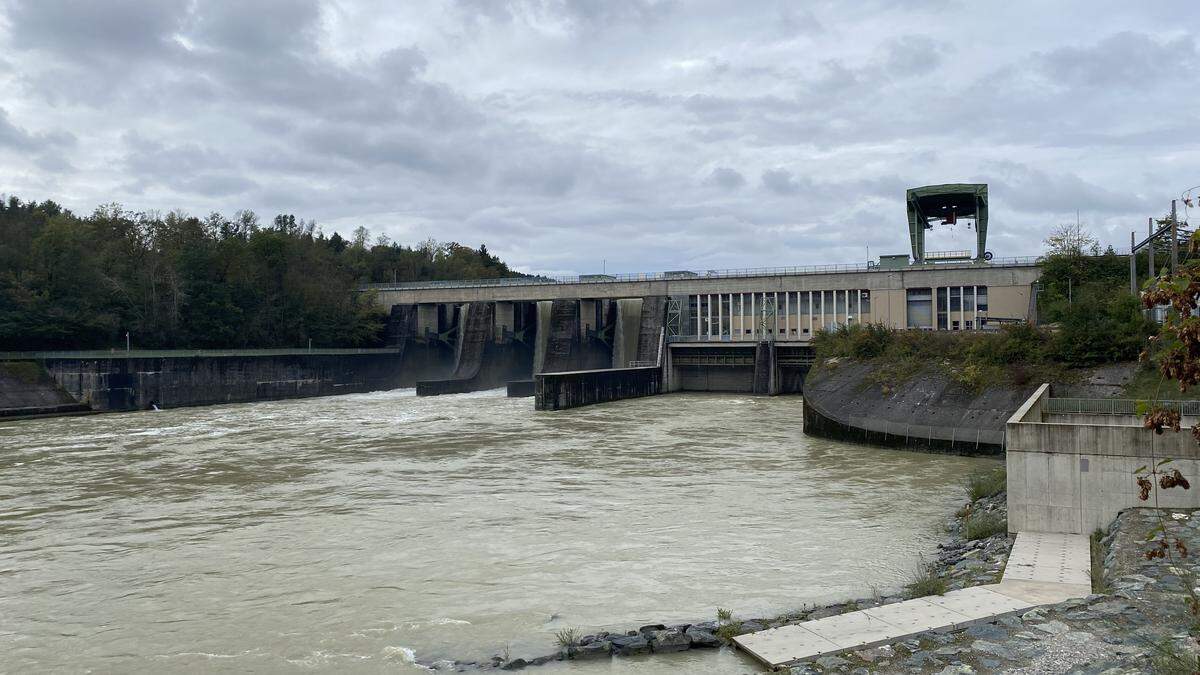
[1,1,1197,276]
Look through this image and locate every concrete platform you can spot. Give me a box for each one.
[733,531,1090,670]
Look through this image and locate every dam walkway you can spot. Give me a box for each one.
[733,531,1090,670]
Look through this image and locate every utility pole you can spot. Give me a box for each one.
[1130,231,1137,295]
[1171,199,1179,274]
[1148,217,1156,278]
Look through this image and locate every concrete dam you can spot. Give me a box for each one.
[0,255,1040,416]
[396,294,810,409]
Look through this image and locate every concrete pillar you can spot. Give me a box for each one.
[751,293,756,340]
[417,303,439,339]
[579,299,597,340]
[706,294,712,339]
[494,301,513,343]
[695,294,701,337]
[973,286,979,330]
[808,291,814,335]
[784,291,790,338]
[716,293,723,339]
[773,292,779,337]
[959,286,965,331]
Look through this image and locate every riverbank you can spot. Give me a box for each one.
[456,472,1199,674]
[783,507,1200,674]
[421,471,1014,671]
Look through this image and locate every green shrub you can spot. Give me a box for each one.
[1089,529,1109,594]
[966,467,1007,501]
[964,512,1008,540]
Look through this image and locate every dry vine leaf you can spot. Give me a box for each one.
[1143,407,1181,434]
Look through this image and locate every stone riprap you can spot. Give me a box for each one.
[783,507,1200,674]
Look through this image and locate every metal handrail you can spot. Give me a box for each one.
[0,347,404,360]
[361,256,1043,292]
[1045,397,1200,416]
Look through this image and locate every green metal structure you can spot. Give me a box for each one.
[906,183,988,263]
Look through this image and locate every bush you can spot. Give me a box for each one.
[964,512,1008,540]
[1051,293,1155,366]
[812,322,893,360]
[966,467,1007,501]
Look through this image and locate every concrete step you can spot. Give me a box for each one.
[732,531,1090,670]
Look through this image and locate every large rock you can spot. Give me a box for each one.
[609,635,650,656]
[648,628,690,653]
[637,623,666,637]
[574,640,611,659]
[685,626,720,648]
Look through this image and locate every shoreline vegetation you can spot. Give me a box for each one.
[0,196,524,351]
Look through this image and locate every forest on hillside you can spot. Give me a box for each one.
[0,196,523,350]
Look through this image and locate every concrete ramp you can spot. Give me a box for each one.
[0,361,89,417]
[733,531,1090,670]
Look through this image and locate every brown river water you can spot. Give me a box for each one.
[0,389,996,673]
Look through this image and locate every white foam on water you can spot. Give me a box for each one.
[381,645,433,670]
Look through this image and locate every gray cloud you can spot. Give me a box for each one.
[0,1,1197,275]
[707,167,745,190]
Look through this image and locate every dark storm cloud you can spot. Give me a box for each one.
[0,1,1196,275]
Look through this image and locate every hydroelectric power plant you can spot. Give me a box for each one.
[0,185,1041,419]
[370,184,1040,410]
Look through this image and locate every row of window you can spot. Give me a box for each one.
[906,286,989,330]
[689,290,871,337]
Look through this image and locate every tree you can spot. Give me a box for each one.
[1043,222,1099,257]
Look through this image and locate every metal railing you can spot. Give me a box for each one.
[0,347,404,360]
[1045,397,1200,416]
[672,355,756,367]
[361,256,1043,292]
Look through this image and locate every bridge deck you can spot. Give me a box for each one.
[732,531,1090,670]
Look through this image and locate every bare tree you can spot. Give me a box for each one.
[1044,222,1099,257]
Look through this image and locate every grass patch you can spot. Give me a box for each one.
[714,607,742,641]
[1089,528,1110,594]
[811,323,1071,392]
[966,466,1007,502]
[1150,638,1200,674]
[904,558,947,599]
[964,512,1008,541]
[1121,363,1200,402]
[0,361,49,384]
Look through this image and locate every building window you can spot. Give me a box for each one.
[860,290,871,315]
[936,287,948,330]
[907,288,933,329]
[977,286,988,312]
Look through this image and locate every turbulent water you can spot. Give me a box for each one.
[0,390,996,673]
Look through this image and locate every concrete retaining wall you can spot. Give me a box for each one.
[802,360,1035,454]
[40,351,425,412]
[0,361,90,417]
[535,366,662,411]
[1006,384,1200,534]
